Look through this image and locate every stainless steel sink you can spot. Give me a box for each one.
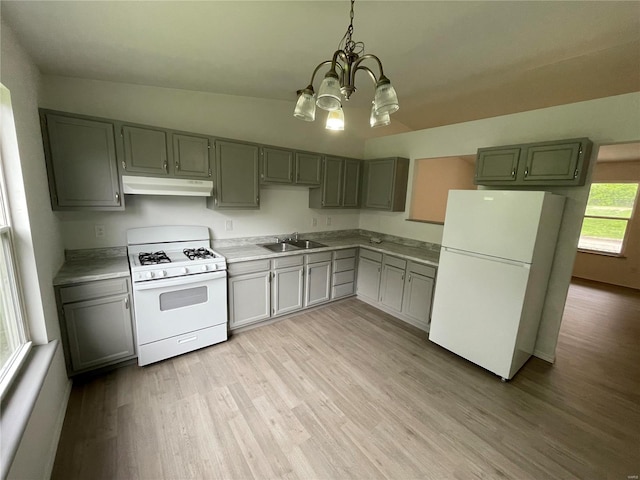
[286,239,327,249]
[260,242,302,253]
[259,239,327,252]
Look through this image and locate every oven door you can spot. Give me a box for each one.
[132,270,227,345]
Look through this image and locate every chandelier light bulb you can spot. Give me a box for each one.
[326,107,345,130]
[293,89,316,122]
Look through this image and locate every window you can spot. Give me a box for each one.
[0,85,31,398]
[578,182,640,255]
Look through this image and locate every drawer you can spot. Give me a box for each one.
[305,251,332,264]
[333,270,355,285]
[137,324,227,366]
[332,282,354,299]
[60,277,129,304]
[228,259,270,276]
[384,255,407,270]
[407,261,436,278]
[272,255,304,269]
[333,257,356,273]
[334,248,356,260]
[359,248,382,262]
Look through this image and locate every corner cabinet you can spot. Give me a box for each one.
[361,157,409,211]
[56,277,136,376]
[208,139,260,209]
[475,138,593,186]
[309,156,361,209]
[40,111,123,211]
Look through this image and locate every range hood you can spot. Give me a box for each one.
[122,175,213,197]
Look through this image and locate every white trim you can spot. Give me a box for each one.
[42,377,72,480]
[0,342,32,400]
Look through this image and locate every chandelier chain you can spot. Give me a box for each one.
[340,0,364,56]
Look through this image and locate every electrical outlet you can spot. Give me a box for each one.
[225,220,233,231]
[95,224,105,238]
[326,216,332,226]
[312,217,318,227]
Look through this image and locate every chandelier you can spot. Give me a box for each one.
[293,0,399,130]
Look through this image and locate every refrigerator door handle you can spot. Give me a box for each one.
[443,247,531,269]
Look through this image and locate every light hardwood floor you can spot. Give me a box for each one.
[52,279,640,479]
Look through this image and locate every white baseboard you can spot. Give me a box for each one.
[43,378,72,479]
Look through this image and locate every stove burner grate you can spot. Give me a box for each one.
[183,247,216,260]
[139,251,171,266]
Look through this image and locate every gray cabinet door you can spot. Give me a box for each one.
[42,113,122,210]
[363,158,394,209]
[295,152,322,186]
[261,147,294,184]
[213,140,260,208]
[121,125,169,175]
[380,264,405,312]
[402,272,434,328]
[475,147,521,183]
[522,141,582,182]
[229,271,271,328]
[305,261,331,307]
[63,294,135,372]
[321,156,344,207]
[342,159,361,208]
[273,266,304,316]
[362,158,409,211]
[356,257,381,302]
[173,133,211,178]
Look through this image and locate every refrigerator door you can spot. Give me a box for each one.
[429,247,532,379]
[442,190,547,263]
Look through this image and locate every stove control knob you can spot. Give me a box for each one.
[201,265,209,272]
[181,267,188,274]
[146,271,154,279]
[159,270,167,277]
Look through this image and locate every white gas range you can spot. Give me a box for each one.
[127,225,228,366]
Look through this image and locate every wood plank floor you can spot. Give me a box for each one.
[51,279,640,479]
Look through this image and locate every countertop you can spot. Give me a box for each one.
[215,235,440,267]
[53,254,130,286]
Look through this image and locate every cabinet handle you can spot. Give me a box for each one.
[124,297,129,309]
[524,167,529,177]
[573,168,579,179]
[511,168,516,178]
[121,161,127,170]
[256,196,260,205]
[377,267,381,272]
[175,162,180,171]
[408,274,412,283]
[401,274,404,281]
[115,192,120,203]
[208,168,212,177]
[163,161,168,172]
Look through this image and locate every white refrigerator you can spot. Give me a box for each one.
[429,190,565,381]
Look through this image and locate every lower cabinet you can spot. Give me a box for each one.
[272,257,304,315]
[331,248,357,299]
[305,251,332,307]
[357,251,436,332]
[56,277,136,376]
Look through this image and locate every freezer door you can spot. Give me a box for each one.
[429,248,532,379]
[442,190,547,263]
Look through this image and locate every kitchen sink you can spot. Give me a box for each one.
[286,239,327,249]
[259,239,327,252]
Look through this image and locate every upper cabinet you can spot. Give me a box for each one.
[308,156,361,209]
[294,152,322,186]
[208,140,260,209]
[475,138,593,186]
[40,110,123,211]
[120,125,169,176]
[172,133,212,178]
[261,147,294,184]
[361,157,409,211]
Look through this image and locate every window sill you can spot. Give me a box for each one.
[0,340,58,479]
[577,248,626,258]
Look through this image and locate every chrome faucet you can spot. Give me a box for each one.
[292,232,299,241]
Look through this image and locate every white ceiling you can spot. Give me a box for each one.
[2,1,639,132]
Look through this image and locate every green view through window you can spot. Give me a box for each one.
[578,182,639,255]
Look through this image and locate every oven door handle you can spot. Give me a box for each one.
[133,270,227,291]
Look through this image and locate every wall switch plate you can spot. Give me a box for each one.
[326,216,332,226]
[225,220,233,231]
[95,224,105,238]
[312,217,318,227]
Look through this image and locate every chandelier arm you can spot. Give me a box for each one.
[353,65,378,84]
[351,53,385,79]
[308,57,345,87]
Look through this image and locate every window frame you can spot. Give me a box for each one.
[577,181,640,257]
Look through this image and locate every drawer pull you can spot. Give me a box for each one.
[178,336,197,344]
